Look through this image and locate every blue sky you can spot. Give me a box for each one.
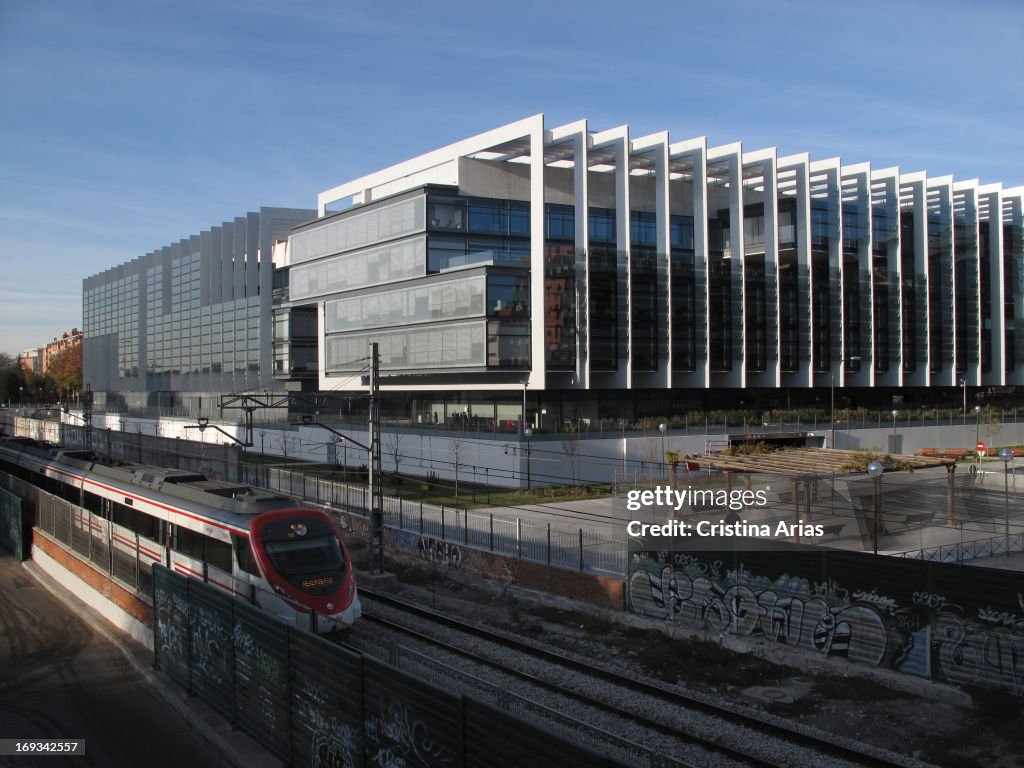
[1,0,1021,357]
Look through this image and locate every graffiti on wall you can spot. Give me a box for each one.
[418,537,463,568]
[628,557,1024,695]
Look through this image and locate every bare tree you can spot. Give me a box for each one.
[449,432,465,504]
[562,422,580,486]
[384,428,405,491]
[281,434,298,461]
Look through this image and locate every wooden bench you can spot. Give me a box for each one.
[915,448,939,457]
[940,448,972,459]
[903,511,936,525]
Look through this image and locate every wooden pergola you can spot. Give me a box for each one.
[695,448,960,532]
[699,447,955,476]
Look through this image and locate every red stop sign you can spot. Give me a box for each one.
[977,441,986,456]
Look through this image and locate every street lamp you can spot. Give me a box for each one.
[830,356,861,449]
[658,422,667,483]
[891,409,898,453]
[867,461,884,555]
[523,427,533,490]
[960,379,967,424]
[974,405,982,459]
[999,447,1013,557]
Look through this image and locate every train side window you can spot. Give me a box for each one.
[83,491,103,515]
[206,539,233,573]
[111,502,133,530]
[231,533,259,576]
[174,527,205,560]
[134,511,159,541]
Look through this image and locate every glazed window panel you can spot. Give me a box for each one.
[325,321,487,372]
[291,195,426,264]
[290,236,426,300]
[324,275,487,332]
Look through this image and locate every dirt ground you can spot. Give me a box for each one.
[377,562,1024,768]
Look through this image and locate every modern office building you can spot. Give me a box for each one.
[83,207,315,414]
[284,115,1023,430]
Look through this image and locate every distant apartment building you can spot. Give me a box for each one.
[42,328,83,372]
[19,348,42,376]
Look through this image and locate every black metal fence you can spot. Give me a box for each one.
[153,566,634,768]
[0,485,28,560]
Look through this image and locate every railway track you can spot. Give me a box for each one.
[351,588,926,768]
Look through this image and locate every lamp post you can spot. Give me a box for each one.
[868,461,884,554]
[830,356,861,449]
[960,379,967,424]
[999,447,1013,557]
[891,409,898,453]
[523,427,533,490]
[658,422,667,483]
[974,405,982,459]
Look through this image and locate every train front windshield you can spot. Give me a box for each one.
[264,536,344,577]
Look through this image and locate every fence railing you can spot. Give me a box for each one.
[896,532,1024,563]
[241,465,626,577]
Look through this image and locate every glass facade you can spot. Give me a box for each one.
[928,188,954,375]
[83,207,313,407]
[326,322,488,372]
[1005,217,1023,372]
[545,204,576,370]
[83,274,139,379]
[871,181,900,376]
[294,191,534,376]
[326,275,487,332]
[290,237,426,300]
[290,196,425,265]
[670,215,697,372]
[954,190,980,376]
[775,199,797,374]
[296,117,1022,398]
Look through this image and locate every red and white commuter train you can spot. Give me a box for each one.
[0,436,361,631]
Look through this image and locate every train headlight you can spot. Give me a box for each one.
[289,523,308,536]
[326,602,334,610]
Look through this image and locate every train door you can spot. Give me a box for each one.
[163,521,173,567]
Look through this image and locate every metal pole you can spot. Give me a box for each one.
[830,365,837,449]
[946,464,956,527]
[368,342,384,573]
[524,429,532,490]
[873,476,880,555]
[1006,461,1011,557]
